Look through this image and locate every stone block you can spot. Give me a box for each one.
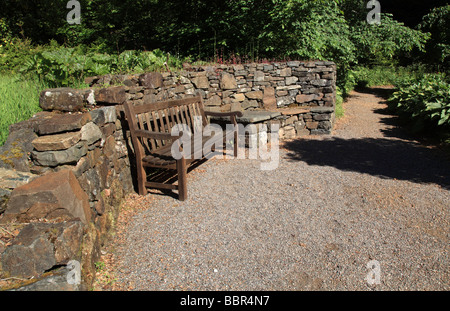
[0,127,38,172]
[139,72,163,89]
[279,67,292,77]
[263,86,277,110]
[206,95,222,106]
[191,75,210,89]
[287,61,301,67]
[245,91,263,100]
[2,170,91,224]
[230,101,242,112]
[310,129,331,135]
[80,122,103,145]
[313,113,332,121]
[296,94,319,103]
[311,79,331,87]
[241,100,259,110]
[40,88,84,112]
[0,221,84,278]
[285,115,299,125]
[318,121,332,131]
[283,125,296,139]
[305,121,319,130]
[253,71,265,82]
[89,106,117,126]
[233,93,246,102]
[285,76,299,85]
[94,86,127,104]
[277,96,294,107]
[220,72,237,90]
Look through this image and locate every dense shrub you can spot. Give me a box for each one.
[387,73,450,139]
[19,43,184,87]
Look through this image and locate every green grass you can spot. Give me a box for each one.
[0,74,48,145]
[352,65,428,88]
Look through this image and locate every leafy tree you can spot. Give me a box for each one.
[349,13,430,66]
[418,5,450,70]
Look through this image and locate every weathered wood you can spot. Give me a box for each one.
[123,95,242,200]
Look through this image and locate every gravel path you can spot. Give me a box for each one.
[110,87,450,291]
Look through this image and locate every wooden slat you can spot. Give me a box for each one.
[197,98,209,127]
[182,105,192,130]
[187,104,197,133]
[145,181,178,190]
[178,105,188,127]
[138,114,152,151]
[163,108,171,134]
[158,110,168,147]
[151,111,162,148]
[191,102,202,129]
[173,106,182,127]
[135,96,202,114]
[143,112,157,150]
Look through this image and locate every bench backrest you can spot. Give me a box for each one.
[124,95,208,153]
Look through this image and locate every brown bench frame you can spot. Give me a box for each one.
[123,95,243,201]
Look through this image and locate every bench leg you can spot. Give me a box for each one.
[234,129,239,158]
[177,157,187,201]
[137,160,147,196]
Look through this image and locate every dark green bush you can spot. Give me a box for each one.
[387,73,450,139]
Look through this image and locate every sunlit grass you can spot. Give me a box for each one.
[0,74,47,145]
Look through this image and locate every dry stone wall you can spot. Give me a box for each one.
[87,60,337,136]
[0,61,336,290]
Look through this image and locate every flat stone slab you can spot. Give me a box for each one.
[31,142,88,167]
[266,107,311,115]
[310,106,335,113]
[0,168,38,189]
[37,113,92,135]
[32,131,81,151]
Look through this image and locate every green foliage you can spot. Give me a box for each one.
[0,37,45,74]
[387,73,450,138]
[20,43,183,87]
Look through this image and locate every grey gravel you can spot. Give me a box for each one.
[113,89,450,291]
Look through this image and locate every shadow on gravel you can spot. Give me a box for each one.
[355,86,395,100]
[283,137,450,189]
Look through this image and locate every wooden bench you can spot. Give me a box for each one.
[123,95,243,201]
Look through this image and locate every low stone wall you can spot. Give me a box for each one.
[0,107,133,290]
[0,61,336,290]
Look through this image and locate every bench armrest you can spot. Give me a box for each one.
[134,129,181,141]
[204,111,244,118]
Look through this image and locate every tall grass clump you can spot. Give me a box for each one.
[0,75,47,145]
[352,65,429,89]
